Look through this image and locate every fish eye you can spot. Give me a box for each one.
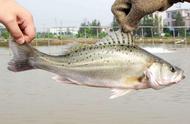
[170,66,176,73]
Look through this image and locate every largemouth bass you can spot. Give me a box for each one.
[8,31,185,99]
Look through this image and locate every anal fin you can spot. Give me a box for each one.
[109,89,133,99]
[52,75,80,85]
[52,75,72,84]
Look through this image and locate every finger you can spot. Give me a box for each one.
[111,0,131,31]
[19,14,36,43]
[111,0,130,17]
[4,19,25,44]
[23,24,36,43]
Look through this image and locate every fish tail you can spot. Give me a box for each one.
[8,39,37,72]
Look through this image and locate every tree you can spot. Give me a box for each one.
[111,17,119,31]
[0,28,9,39]
[140,14,154,37]
[153,14,162,36]
[175,11,185,26]
[91,19,101,36]
[0,25,3,37]
[174,11,185,37]
[77,19,102,38]
[163,26,172,37]
[77,21,89,37]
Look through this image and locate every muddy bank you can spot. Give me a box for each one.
[0,38,97,47]
[0,38,189,47]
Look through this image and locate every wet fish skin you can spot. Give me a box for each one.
[8,31,185,98]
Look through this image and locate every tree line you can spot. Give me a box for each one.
[0,11,187,40]
[77,19,107,38]
[137,11,186,37]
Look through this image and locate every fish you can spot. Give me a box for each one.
[8,30,185,99]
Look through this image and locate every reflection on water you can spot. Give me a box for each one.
[0,45,190,124]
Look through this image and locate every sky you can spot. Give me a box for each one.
[17,0,115,31]
[17,0,190,31]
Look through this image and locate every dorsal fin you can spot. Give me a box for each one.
[96,30,134,46]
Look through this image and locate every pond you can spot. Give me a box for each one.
[0,44,190,124]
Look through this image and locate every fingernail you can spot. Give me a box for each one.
[17,38,25,44]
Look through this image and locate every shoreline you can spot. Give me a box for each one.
[0,38,189,47]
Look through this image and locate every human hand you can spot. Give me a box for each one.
[111,0,186,33]
[0,0,35,44]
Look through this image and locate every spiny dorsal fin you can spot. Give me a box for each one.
[96,30,134,46]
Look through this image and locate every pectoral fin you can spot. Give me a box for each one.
[122,76,150,90]
[109,89,133,99]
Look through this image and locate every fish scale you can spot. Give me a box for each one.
[62,45,142,65]
[8,30,185,99]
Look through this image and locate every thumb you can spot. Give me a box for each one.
[4,19,25,44]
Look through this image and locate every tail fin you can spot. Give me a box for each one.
[8,39,36,72]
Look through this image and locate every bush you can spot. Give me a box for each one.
[1,30,9,39]
[99,32,107,38]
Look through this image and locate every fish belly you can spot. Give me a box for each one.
[53,64,146,89]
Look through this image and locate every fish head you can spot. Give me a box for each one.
[145,61,185,89]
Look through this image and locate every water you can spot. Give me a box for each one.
[0,45,190,124]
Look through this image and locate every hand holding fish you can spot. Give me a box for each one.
[112,0,189,33]
[0,0,35,44]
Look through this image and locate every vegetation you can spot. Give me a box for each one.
[138,14,163,37]
[174,11,185,37]
[77,19,106,38]
[139,14,154,37]
[36,32,55,39]
[0,28,10,39]
[153,14,162,36]
[175,11,185,26]
[137,12,185,37]
[0,15,188,47]
[111,17,119,31]
[163,27,172,37]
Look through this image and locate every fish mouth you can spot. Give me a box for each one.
[145,70,185,89]
[159,71,185,86]
[172,73,185,84]
[172,71,185,84]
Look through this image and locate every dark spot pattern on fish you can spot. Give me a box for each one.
[121,33,125,44]
[115,32,120,42]
[109,35,115,43]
